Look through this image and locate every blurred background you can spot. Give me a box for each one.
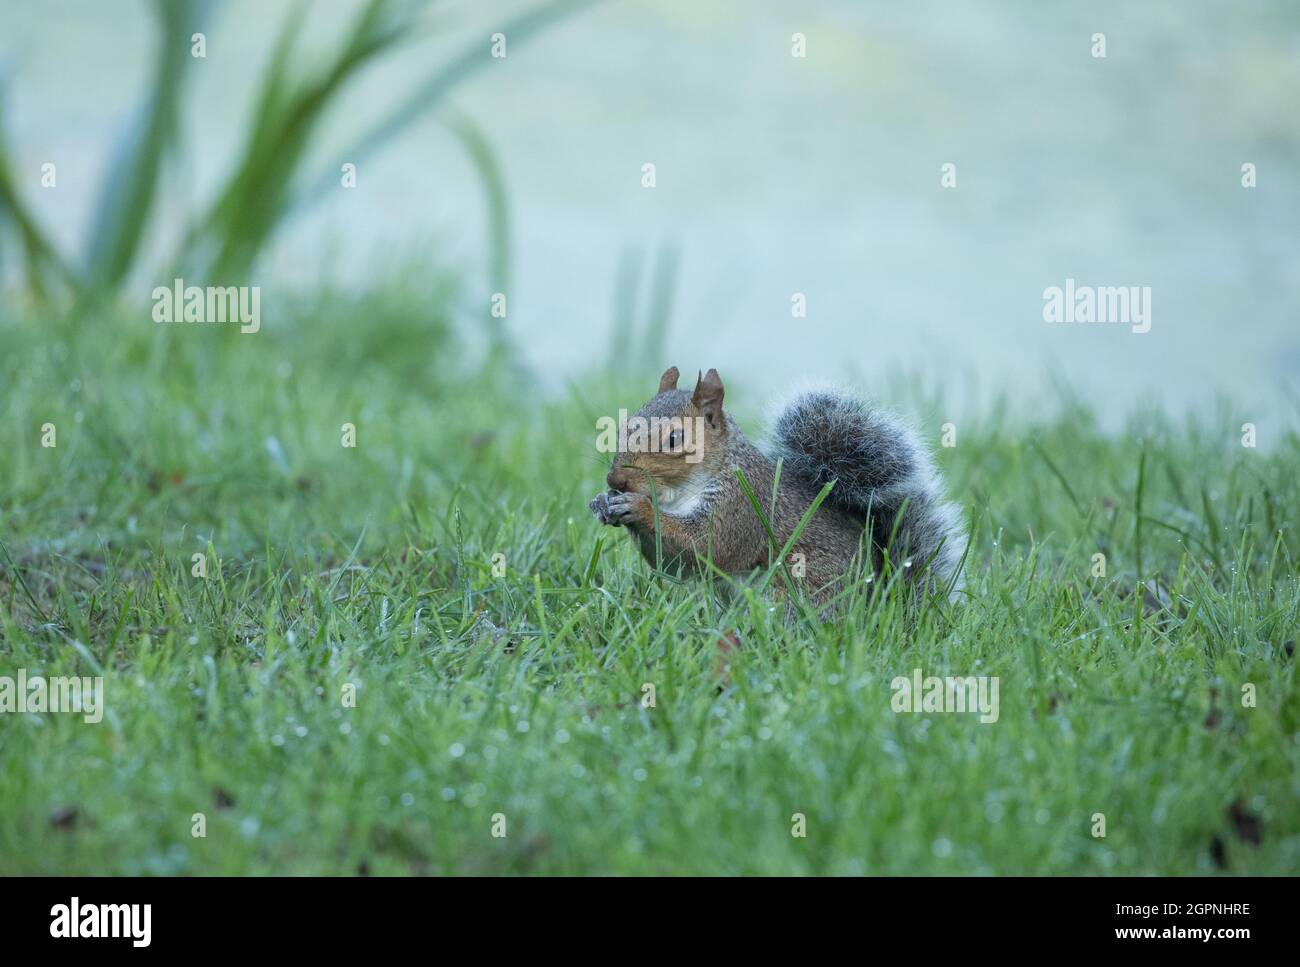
[2,0,1298,427]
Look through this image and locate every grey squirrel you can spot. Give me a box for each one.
[589,367,966,600]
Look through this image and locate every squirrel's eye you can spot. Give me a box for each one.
[667,430,680,450]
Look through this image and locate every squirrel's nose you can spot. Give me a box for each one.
[607,468,630,492]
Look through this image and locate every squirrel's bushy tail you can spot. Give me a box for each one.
[768,386,966,589]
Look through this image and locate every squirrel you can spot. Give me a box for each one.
[588,366,966,600]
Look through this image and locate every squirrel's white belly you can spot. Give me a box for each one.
[656,479,715,517]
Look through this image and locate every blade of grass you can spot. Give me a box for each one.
[734,467,834,596]
[1029,438,1085,519]
[1134,444,1147,581]
[639,243,678,363]
[581,534,604,588]
[607,244,641,371]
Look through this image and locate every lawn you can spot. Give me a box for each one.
[0,281,1296,875]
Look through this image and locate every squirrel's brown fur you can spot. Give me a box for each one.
[589,366,965,600]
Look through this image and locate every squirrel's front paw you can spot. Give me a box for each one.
[605,491,650,527]
[590,490,648,528]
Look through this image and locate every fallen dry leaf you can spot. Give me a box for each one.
[715,630,742,687]
[49,805,79,830]
[1227,799,1262,845]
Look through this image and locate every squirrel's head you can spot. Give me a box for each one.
[605,366,730,496]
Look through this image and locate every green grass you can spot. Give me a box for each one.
[0,281,1297,875]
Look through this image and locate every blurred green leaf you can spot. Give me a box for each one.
[295,0,602,207]
[4,0,604,311]
[0,83,77,301]
[82,0,207,291]
[442,112,510,354]
[185,0,419,280]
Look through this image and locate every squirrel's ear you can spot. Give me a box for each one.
[692,368,725,428]
[658,366,680,394]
